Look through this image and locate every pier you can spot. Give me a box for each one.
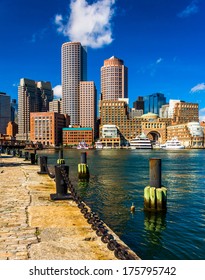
[0,153,140,260]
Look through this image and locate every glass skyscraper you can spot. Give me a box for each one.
[143,93,166,115]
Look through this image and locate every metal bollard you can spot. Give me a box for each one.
[37,156,48,174]
[30,153,36,165]
[24,151,29,161]
[50,165,72,200]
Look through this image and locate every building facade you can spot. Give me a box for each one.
[61,42,87,125]
[6,121,18,137]
[17,78,53,141]
[49,99,62,114]
[0,92,11,134]
[30,112,69,146]
[172,101,199,125]
[62,127,93,146]
[143,93,166,115]
[101,56,128,100]
[79,81,97,138]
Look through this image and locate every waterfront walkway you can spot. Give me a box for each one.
[0,154,139,260]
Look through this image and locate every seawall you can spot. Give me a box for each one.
[0,154,140,260]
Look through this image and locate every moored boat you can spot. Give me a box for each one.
[129,133,152,149]
[161,137,185,150]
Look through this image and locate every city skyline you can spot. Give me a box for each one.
[0,0,205,119]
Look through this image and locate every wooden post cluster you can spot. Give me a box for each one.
[78,152,89,179]
[144,158,167,212]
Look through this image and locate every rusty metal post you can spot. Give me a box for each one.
[149,158,161,188]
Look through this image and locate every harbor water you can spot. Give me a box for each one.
[38,148,205,260]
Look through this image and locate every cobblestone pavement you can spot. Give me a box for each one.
[0,156,38,260]
[0,154,140,260]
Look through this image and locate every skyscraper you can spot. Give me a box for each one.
[17,78,53,140]
[0,92,11,134]
[80,81,97,138]
[61,42,87,125]
[101,56,128,100]
[143,93,166,115]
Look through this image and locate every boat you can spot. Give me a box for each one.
[77,141,89,150]
[95,140,103,149]
[129,133,153,149]
[160,137,185,150]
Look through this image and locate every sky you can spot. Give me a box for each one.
[0,0,205,120]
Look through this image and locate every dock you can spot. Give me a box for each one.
[0,154,140,260]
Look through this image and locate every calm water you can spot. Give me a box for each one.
[38,148,205,260]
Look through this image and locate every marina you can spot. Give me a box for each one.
[38,148,205,260]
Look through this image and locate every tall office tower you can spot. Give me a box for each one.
[62,42,87,125]
[11,99,18,122]
[36,81,53,112]
[101,56,128,100]
[17,78,53,140]
[0,92,11,134]
[143,93,166,114]
[80,81,97,138]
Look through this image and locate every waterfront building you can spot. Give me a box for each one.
[30,112,70,146]
[99,99,142,144]
[6,121,18,137]
[167,122,204,148]
[101,124,121,148]
[101,56,128,100]
[49,99,62,114]
[159,104,169,118]
[62,127,93,146]
[140,112,172,144]
[143,93,166,115]
[130,108,143,118]
[61,42,87,125]
[79,81,97,138]
[172,101,199,125]
[0,92,11,134]
[17,78,53,141]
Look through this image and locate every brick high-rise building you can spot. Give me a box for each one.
[80,81,97,138]
[61,42,87,125]
[30,112,70,146]
[101,56,128,100]
[17,78,53,140]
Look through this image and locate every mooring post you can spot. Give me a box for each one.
[38,156,48,174]
[30,153,36,164]
[78,152,89,179]
[57,146,65,165]
[24,151,29,161]
[144,158,167,212]
[50,165,72,200]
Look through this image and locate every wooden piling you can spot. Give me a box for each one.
[144,158,167,212]
[78,152,89,179]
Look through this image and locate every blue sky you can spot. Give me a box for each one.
[0,0,205,119]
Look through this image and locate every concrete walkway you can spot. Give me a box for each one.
[0,155,140,260]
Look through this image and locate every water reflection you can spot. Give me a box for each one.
[144,211,166,232]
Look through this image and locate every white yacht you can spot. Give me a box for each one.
[161,138,185,150]
[77,141,89,150]
[95,140,103,149]
[129,133,153,149]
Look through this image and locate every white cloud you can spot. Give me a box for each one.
[54,0,116,48]
[156,58,163,64]
[53,85,62,99]
[178,0,199,18]
[190,83,205,93]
